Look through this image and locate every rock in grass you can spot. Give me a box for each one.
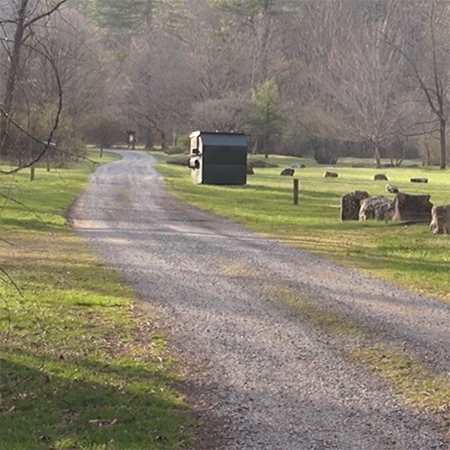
[393,193,433,222]
[341,191,370,221]
[324,171,339,178]
[386,184,399,194]
[359,196,394,221]
[430,205,450,234]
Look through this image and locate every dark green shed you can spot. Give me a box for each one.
[188,131,248,185]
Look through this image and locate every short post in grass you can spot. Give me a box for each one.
[293,179,299,205]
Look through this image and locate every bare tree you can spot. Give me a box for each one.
[212,0,285,86]
[123,32,196,147]
[383,0,450,169]
[303,0,416,168]
[0,0,69,170]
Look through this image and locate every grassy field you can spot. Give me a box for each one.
[155,154,450,302]
[0,154,193,450]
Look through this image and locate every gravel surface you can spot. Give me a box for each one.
[71,150,450,449]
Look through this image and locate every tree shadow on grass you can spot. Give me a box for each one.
[0,352,193,450]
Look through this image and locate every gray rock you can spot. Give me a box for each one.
[324,171,339,178]
[386,184,399,194]
[374,174,388,181]
[359,196,394,221]
[281,168,295,176]
[430,205,450,234]
[410,177,428,183]
[341,191,370,221]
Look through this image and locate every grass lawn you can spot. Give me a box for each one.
[155,153,450,302]
[0,153,193,450]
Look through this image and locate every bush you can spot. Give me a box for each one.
[164,147,186,155]
[166,156,189,166]
[176,135,190,152]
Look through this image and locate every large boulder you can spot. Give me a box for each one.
[340,191,370,221]
[393,193,433,222]
[430,205,450,234]
[359,196,394,221]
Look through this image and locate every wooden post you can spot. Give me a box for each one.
[293,179,299,205]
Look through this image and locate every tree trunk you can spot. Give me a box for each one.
[439,117,446,169]
[145,130,153,149]
[1,0,29,155]
[4,0,28,109]
[374,143,382,169]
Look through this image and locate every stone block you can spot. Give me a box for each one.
[410,177,428,183]
[430,205,450,234]
[393,193,433,222]
[359,196,394,221]
[341,191,370,221]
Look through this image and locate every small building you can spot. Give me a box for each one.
[189,131,248,185]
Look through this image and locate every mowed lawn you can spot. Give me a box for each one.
[0,153,193,450]
[155,154,450,302]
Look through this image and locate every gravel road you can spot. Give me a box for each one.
[71,150,450,449]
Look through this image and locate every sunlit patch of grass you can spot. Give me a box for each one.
[0,153,193,450]
[352,344,450,414]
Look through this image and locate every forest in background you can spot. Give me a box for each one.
[2,0,450,170]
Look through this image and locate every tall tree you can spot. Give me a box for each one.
[384,0,450,169]
[247,79,285,157]
[212,0,283,85]
[303,0,415,168]
[0,0,69,167]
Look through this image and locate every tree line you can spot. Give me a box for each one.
[1,0,450,171]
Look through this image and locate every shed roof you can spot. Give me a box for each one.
[190,131,247,147]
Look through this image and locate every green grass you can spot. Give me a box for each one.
[0,154,193,450]
[155,154,450,301]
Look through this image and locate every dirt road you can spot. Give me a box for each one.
[71,150,450,449]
